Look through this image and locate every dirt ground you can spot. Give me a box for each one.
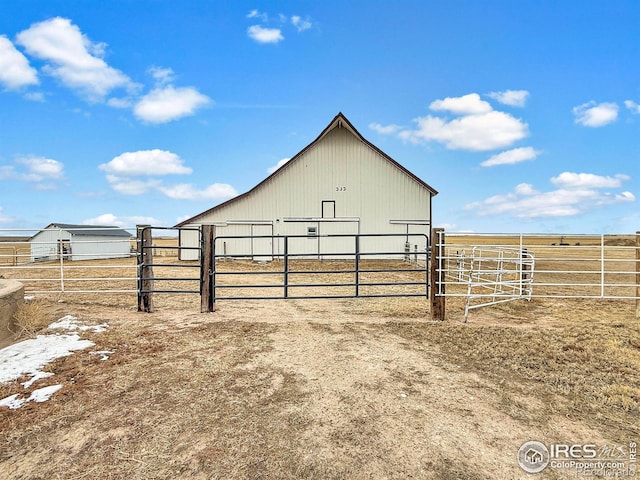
[1,290,639,479]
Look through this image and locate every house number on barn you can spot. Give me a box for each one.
[336,186,347,191]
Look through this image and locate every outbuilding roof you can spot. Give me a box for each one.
[43,223,132,237]
[176,112,437,227]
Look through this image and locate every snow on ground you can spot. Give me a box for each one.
[0,315,110,409]
[0,385,63,410]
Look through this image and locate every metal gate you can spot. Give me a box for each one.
[137,226,202,312]
[207,233,430,303]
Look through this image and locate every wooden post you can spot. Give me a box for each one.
[636,231,640,319]
[430,228,445,321]
[201,224,215,313]
[137,225,154,313]
[521,248,529,296]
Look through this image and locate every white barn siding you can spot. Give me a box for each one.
[30,225,131,262]
[178,114,436,260]
[30,229,67,262]
[67,234,130,261]
[179,228,201,261]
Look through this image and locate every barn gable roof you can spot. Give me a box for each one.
[42,223,132,237]
[176,112,437,227]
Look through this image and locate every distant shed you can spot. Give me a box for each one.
[30,223,132,262]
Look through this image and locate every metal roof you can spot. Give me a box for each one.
[176,112,438,227]
[44,223,132,237]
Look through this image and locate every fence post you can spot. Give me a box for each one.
[521,248,529,296]
[430,228,445,321]
[137,225,154,313]
[201,224,215,313]
[636,231,640,319]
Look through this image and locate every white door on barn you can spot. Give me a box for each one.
[251,224,273,261]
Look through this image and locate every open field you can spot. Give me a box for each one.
[1,234,639,478]
[1,292,639,478]
[0,239,30,267]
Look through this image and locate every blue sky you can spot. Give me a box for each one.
[0,0,638,233]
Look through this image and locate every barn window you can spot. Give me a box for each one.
[322,200,335,218]
[307,226,317,237]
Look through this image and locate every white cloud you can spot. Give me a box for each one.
[429,93,492,115]
[133,85,211,124]
[247,10,268,21]
[514,183,539,196]
[267,158,290,174]
[0,35,39,90]
[82,213,160,227]
[369,122,402,134]
[624,100,640,114]
[550,172,630,189]
[100,150,236,201]
[148,66,175,85]
[157,183,238,200]
[17,155,65,179]
[247,25,284,44]
[15,17,135,101]
[381,93,529,151]
[291,16,312,32]
[99,149,192,176]
[573,101,618,127]
[105,175,160,195]
[0,206,17,223]
[437,223,459,231]
[0,155,64,184]
[465,173,634,219]
[400,110,529,151]
[24,91,45,102]
[481,147,541,167]
[616,191,636,202]
[106,97,132,108]
[487,90,529,107]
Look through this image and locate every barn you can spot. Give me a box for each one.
[176,113,438,260]
[30,224,132,262]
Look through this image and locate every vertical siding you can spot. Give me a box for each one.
[30,228,131,262]
[71,235,131,261]
[30,229,67,261]
[179,229,200,261]
[184,125,432,258]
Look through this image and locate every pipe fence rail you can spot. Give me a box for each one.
[431,230,640,320]
[208,232,430,303]
[2,227,638,319]
[0,226,142,294]
[444,245,535,322]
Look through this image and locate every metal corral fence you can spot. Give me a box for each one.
[3,227,639,318]
[434,231,640,314]
[0,226,145,294]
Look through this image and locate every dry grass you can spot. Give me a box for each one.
[388,305,640,432]
[0,236,639,479]
[0,291,638,479]
[8,298,58,340]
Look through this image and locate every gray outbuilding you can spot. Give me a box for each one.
[30,223,132,262]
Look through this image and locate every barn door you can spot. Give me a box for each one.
[252,224,273,261]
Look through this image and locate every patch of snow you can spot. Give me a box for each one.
[90,350,115,361]
[0,315,109,409]
[0,384,63,410]
[0,333,95,384]
[22,371,54,389]
[48,315,109,333]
